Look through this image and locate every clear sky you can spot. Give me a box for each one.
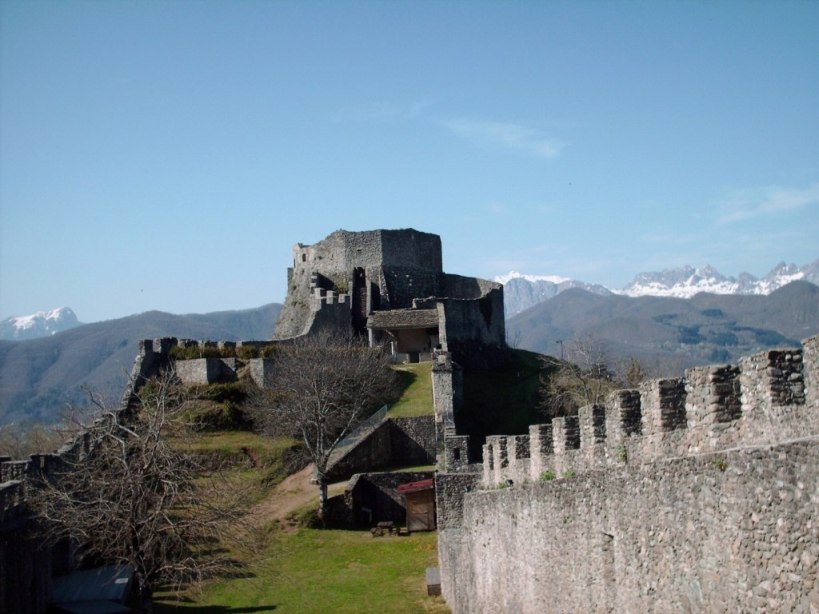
[1,0,817,323]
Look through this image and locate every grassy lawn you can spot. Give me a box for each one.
[154,528,449,614]
[172,431,305,495]
[388,362,433,417]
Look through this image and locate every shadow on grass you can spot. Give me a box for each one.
[154,604,276,613]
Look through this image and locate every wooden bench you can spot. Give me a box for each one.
[370,520,399,537]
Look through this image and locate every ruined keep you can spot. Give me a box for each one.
[435,336,819,613]
[274,228,506,366]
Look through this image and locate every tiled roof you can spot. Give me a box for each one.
[367,309,439,330]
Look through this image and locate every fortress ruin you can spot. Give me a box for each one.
[274,228,506,367]
[3,228,818,612]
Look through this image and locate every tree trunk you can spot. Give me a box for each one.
[318,476,329,522]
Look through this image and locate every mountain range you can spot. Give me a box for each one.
[3,258,818,426]
[500,258,819,317]
[0,304,281,426]
[506,280,819,376]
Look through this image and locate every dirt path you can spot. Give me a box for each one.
[251,464,348,530]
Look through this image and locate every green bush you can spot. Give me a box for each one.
[182,400,247,431]
[191,382,248,405]
[180,384,251,430]
[236,345,260,360]
[539,470,556,482]
[170,345,234,360]
[261,344,280,358]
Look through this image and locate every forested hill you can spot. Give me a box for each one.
[506,280,819,374]
[0,303,282,425]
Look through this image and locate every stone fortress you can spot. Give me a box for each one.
[274,228,506,367]
[2,227,818,612]
[435,339,819,613]
[0,228,507,611]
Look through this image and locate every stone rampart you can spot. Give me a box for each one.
[445,439,818,613]
[437,335,819,613]
[175,357,237,385]
[481,338,817,487]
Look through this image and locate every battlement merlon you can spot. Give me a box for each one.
[481,336,819,486]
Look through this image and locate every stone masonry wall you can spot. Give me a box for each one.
[444,440,818,613]
[276,229,444,338]
[175,357,237,385]
[439,335,819,613]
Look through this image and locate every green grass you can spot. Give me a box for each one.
[154,528,449,613]
[388,362,434,417]
[172,431,304,488]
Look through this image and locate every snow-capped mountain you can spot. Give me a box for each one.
[620,260,817,298]
[498,258,819,316]
[498,272,612,317]
[0,307,81,341]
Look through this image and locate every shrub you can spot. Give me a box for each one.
[170,345,234,360]
[539,470,556,482]
[182,383,251,431]
[260,344,280,358]
[236,345,260,360]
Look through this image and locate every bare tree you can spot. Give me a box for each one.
[541,334,653,418]
[29,373,247,613]
[541,334,618,417]
[0,422,71,460]
[252,332,400,520]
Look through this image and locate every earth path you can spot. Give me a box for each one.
[250,464,348,530]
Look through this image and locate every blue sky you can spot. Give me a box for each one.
[1,0,817,323]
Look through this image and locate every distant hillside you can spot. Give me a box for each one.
[507,281,819,374]
[0,304,282,426]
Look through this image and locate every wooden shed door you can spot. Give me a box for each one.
[407,490,436,532]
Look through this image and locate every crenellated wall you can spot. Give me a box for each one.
[439,336,819,614]
[481,339,817,487]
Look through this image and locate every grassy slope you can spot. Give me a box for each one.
[154,362,446,612]
[388,362,434,417]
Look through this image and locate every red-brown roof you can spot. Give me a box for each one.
[397,478,435,494]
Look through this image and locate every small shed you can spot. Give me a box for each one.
[397,478,436,532]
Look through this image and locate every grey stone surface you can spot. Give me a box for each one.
[273,229,506,367]
[439,336,819,613]
[175,357,237,385]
